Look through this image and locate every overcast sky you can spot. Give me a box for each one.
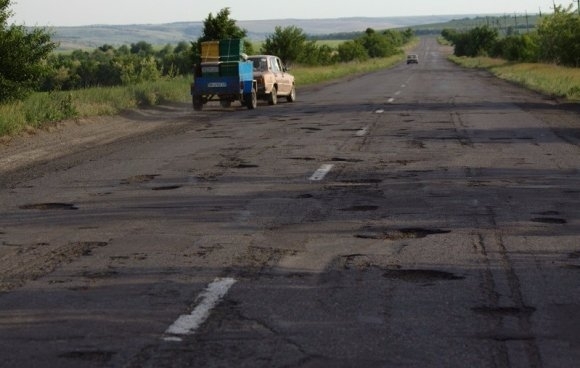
[9,0,565,26]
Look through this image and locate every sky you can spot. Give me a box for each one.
[9,0,566,27]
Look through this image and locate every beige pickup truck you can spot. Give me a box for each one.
[247,55,296,105]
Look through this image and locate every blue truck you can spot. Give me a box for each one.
[190,60,258,111]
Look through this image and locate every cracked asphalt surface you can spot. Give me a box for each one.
[0,37,579,367]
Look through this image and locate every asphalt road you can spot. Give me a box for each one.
[0,37,579,368]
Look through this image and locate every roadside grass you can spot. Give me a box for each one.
[0,77,192,137]
[449,55,580,101]
[0,54,406,138]
[294,53,405,85]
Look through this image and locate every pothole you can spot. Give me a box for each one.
[383,269,464,282]
[472,306,536,317]
[288,157,316,161]
[356,227,450,240]
[534,211,560,216]
[121,174,159,185]
[339,179,383,184]
[301,127,322,131]
[331,157,363,163]
[20,203,78,210]
[340,205,379,212]
[58,351,116,363]
[152,185,182,191]
[531,217,567,224]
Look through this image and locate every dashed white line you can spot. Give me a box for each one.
[309,164,334,181]
[163,277,237,342]
[395,91,402,96]
[387,98,395,103]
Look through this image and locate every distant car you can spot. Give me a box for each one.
[247,55,296,105]
[407,54,419,64]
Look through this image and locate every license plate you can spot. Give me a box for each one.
[208,82,227,88]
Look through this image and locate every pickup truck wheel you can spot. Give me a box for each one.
[268,86,278,105]
[193,96,203,111]
[287,86,296,103]
[245,90,257,110]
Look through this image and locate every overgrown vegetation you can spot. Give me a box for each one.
[0,0,57,103]
[441,4,580,66]
[449,56,580,100]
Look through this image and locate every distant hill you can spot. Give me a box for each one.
[50,15,463,50]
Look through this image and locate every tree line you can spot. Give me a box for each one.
[442,4,580,66]
[0,3,413,104]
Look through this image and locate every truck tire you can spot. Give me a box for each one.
[268,86,278,105]
[245,90,257,110]
[193,96,203,111]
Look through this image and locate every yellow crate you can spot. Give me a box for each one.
[201,41,219,62]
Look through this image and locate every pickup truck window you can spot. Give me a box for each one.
[250,57,268,72]
[270,57,280,72]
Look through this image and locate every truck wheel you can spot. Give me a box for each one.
[245,90,257,110]
[193,96,203,111]
[268,86,278,105]
[287,86,296,103]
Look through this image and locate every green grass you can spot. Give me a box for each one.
[293,53,405,85]
[449,55,580,101]
[0,77,192,137]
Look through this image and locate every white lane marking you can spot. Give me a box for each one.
[387,98,395,103]
[356,127,369,137]
[395,91,402,96]
[401,84,407,88]
[309,164,334,181]
[375,109,384,114]
[163,277,237,342]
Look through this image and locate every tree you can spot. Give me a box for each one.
[261,26,307,65]
[193,8,250,64]
[0,0,57,102]
[199,7,247,42]
[536,4,580,66]
[358,28,398,58]
[337,40,369,62]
